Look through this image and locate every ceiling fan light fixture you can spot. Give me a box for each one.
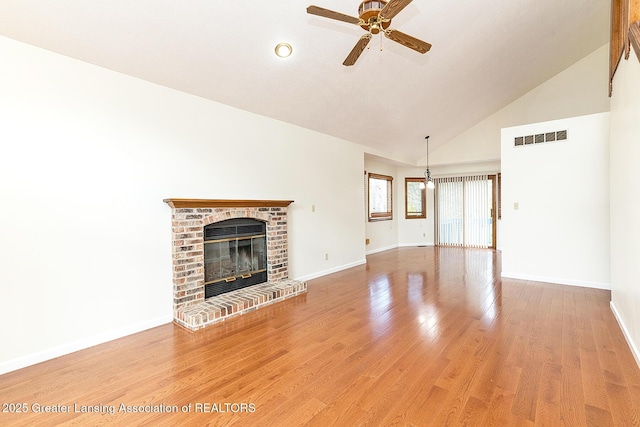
[369,20,381,34]
[274,43,293,58]
[359,0,390,33]
[358,0,388,16]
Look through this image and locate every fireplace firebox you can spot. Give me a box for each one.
[203,218,267,298]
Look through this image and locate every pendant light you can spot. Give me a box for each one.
[424,135,435,189]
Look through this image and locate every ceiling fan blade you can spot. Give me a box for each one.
[343,34,372,66]
[307,5,361,25]
[379,0,413,21]
[384,28,431,54]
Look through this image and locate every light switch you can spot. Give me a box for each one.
[514,202,519,210]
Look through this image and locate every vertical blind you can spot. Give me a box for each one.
[434,175,491,248]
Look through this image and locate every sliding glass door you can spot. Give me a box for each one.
[435,175,495,248]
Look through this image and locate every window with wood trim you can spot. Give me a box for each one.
[368,173,393,221]
[405,178,426,219]
[434,175,494,248]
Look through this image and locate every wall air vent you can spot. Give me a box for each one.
[514,130,568,147]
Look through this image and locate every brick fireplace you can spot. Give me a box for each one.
[163,199,307,330]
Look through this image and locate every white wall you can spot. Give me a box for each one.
[364,158,399,254]
[362,160,437,252]
[397,167,435,247]
[366,160,502,251]
[609,54,640,364]
[0,36,366,373]
[432,44,610,166]
[500,113,610,289]
[361,45,610,255]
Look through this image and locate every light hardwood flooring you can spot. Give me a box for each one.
[1,247,639,426]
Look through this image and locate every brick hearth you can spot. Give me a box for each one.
[164,199,307,331]
[174,279,306,329]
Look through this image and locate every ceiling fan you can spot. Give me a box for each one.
[307,0,431,66]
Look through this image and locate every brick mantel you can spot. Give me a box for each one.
[164,198,305,330]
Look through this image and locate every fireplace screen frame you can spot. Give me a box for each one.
[203,218,267,298]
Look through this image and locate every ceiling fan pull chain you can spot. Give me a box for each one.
[380,32,384,51]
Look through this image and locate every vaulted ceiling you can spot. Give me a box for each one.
[0,1,610,164]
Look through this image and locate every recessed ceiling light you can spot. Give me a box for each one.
[275,43,292,58]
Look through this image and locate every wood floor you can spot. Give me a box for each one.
[1,247,639,426]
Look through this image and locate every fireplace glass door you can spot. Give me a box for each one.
[203,219,267,298]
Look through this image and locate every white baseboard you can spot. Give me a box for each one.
[0,315,173,375]
[294,258,367,282]
[366,244,399,255]
[501,272,611,290]
[610,301,640,369]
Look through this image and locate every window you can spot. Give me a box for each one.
[434,175,494,248]
[368,173,393,221]
[405,178,426,219]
